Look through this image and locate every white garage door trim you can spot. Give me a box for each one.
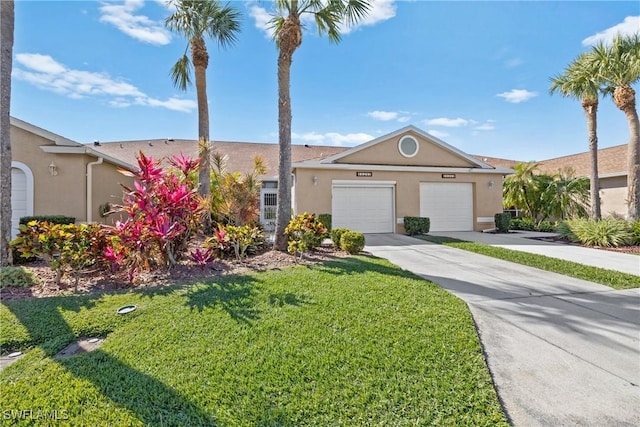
[11,161,34,239]
[332,180,395,234]
[420,182,473,232]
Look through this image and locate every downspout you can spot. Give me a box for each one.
[86,157,103,223]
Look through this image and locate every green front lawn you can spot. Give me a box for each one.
[0,257,507,426]
[419,236,640,290]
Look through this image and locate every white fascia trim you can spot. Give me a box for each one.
[11,116,80,147]
[321,125,492,169]
[294,161,512,175]
[39,145,134,170]
[332,180,396,187]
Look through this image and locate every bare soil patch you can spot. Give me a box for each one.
[2,243,349,302]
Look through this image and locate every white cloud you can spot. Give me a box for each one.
[474,120,496,131]
[99,0,171,45]
[341,0,397,34]
[496,89,537,103]
[248,3,274,37]
[248,0,396,38]
[424,117,469,127]
[14,53,196,112]
[367,110,411,122]
[582,16,640,46]
[292,131,373,147]
[427,129,449,139]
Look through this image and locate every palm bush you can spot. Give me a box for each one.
[563,218,633,247]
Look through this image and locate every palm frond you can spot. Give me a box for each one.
[170,55,192,90]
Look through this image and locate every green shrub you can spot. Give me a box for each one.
[631,220,640,245]
[330,228,349,247]
[19,215,75,225]
[564,218,632,247]
[340,231,365,254]
[0,266,38,288]
[404,217,430,235]
[285,213,327,258]
[537,221,557,233]
[494,213,511,233]
[556,222,575,241]
[510,218,536,231]
[318,213,332,233]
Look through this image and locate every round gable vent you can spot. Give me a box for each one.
[398,135,419,158]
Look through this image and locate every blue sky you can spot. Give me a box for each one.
[10,0,640,161]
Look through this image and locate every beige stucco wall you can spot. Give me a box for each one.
[599,176,627,217]
[11,124,132,224]
[336,130,473,167]
[293,167,504,232]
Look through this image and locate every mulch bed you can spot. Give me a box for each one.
[1,244,349,302]
[526,235,640,254]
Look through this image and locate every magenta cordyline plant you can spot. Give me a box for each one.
[104,151,204,280]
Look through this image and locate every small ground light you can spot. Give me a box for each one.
[117,305,137,315]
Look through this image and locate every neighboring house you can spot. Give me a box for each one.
[473,145,628,217]
[292,126,512,233]
[9,117,134,238]
[536,144,627,217]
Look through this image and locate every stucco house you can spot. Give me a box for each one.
[9,117,133,238]
[291,126,511,233]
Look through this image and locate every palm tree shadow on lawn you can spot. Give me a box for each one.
[4,293,217,424]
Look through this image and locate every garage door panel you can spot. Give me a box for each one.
[420,182,473,231]
[332,186,394,233]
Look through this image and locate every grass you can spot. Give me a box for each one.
[419,236,640,290]
[0,257,508,426]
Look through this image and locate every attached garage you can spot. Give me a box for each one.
[420,182,473,231]
[332,181,395,233]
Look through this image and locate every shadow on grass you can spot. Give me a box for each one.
[3,293,217,424]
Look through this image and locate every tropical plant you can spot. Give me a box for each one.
[11,221,107,288]
[590,34,640,219]
[503,162,544,220]
[104,152,203,280]
[504,164,589,223]
[550,52,603,219]
[0,0,14,266]
[210,152,266,226]
[165,0,241,203]
[285,212,327,258]
[269,0,371,251]
[562,218,633,247]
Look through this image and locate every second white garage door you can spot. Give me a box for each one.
[420,182,473,231]
[332,183,395,233]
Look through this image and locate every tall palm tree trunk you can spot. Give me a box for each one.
[274,15,301,251]
[192,36,211,200]
[584,102,601,219]
[0,0,14,266]
[615,84,640,219]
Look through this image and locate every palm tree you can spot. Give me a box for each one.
[550,52,602,219]
[165,0,241,202]
[503,162,543,221]
[541,169,590,221]
[270,0,371,251]
[0,0,14,266]
[590,34,640,219]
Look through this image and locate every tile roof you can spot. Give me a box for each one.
[536,144,627,177]
[92,139,350,177]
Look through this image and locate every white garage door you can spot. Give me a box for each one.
[332,183,394,233]
[420,182,473,231]
[11,168,28,239]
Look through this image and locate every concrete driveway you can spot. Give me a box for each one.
[364,233,640,427]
